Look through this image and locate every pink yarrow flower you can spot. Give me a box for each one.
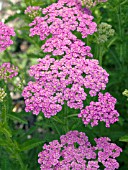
[78,92,119,127]
[0,62,18,81]
[38,130,122,170]
[24,6,42,19]
[28,0,97,57]
[0,22,15,52]
[22,55,109,118]
[24,6,42,14]
[23,2,122,169]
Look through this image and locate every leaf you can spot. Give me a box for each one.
[20,139,44,151]
[0,149,10,170]
[15,30,41,49]
[24,0,32,5]
[20,126,37,138]
[5,13,24,23]
[43,133,60,143]
[51,116,65,124]
[119,135,128,142]
[7,112,28,124]
[32,1,45,6]
[20,26,30,31]
[32,0,56,6]
[107,36,118,48]
[118,117,124,126]
[0,139,8,146]
[0,127,12,138]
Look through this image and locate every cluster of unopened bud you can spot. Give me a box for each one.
[80,0,107,8]
[0,88,6,102]
[122,89,128,99]
[96,22,115,43]
[81,0,93,8]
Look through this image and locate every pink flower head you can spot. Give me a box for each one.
[24,6,42,14]
[78,92,119,127]
[24,6,42,19]
[22,55,109,118]
[0,22,15,52]
[38,130,122,170]
[95,137,122,170]
[29,0,97,57]
[0,62,18,81]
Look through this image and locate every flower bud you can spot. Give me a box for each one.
[97,22,115,44]
[0,88,6,102]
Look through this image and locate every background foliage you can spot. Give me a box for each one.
[0,0,128,169]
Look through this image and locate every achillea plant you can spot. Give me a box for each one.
[0,22,15,52]
[22,0,122,169]
[0,0,123,169]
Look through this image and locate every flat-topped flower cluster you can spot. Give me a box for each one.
[0,22,15,52]
[0,62,18,82]
[29,0,97,57]
[38,130,122,170]
[22,55,109,118]
[78,92,119,127]
[24,6,42,19]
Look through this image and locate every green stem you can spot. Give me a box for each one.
[96,44,99,59]
[5,50,12,64]
[2,100,7,124]
[99,46,103,66]
[86,36,89,46]
[50,119,61,136]
[1,127,12,138]
[64,104,69,133]
[117,4,123,63]
[30,0,32,5]
[51,116,65,124]
[120,0,127,5]
[96,44,103,66]
[16,153,26,170]
[66,114,78,119]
